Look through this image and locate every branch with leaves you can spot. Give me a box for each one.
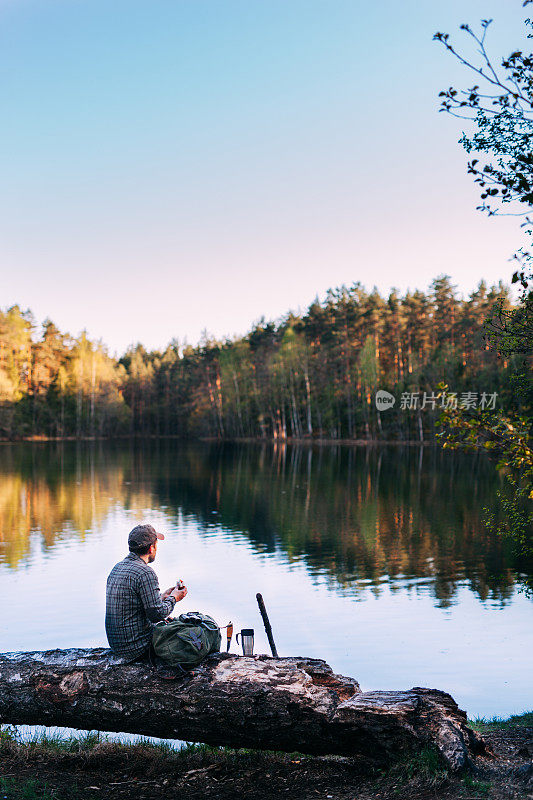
[434,13,533,288]
[435,7,533,582]
[437,390,533,568]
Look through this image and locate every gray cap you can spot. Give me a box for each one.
[128,524,165,549]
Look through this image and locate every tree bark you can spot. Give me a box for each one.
[0,649,485,771]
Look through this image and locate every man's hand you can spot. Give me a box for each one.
[171,585,187,602]
[162,578,187,602]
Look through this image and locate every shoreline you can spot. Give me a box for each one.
[1,712,532,800]
[0,434,441,447]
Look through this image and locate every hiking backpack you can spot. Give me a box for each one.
[152,612,221,669]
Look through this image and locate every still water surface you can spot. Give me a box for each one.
[0,441,531,719]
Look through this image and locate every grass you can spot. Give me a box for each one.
[468,710,533,732]
[460,775,491,796]
[0,777,51,800]
[1,724,182,755]
[0,727,324,800]
[0,724,298,772]
[0,776,94,800]
[380,746,449,791]
[0,711,531,799]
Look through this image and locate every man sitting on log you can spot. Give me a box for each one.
[105,524,188,660]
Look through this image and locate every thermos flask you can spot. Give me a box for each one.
[236,629,254,656]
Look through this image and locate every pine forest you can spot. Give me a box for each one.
[0,275,524,442]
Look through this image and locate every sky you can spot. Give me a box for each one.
[0,0,529,354]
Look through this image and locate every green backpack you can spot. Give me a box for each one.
[152,612,221,669]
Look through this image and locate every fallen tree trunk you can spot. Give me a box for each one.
[0,649,485,771]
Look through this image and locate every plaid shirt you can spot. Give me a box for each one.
[105,552,176,659]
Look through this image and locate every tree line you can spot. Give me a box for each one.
[0,275,522,441]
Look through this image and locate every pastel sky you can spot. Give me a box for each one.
[0,0,528,354]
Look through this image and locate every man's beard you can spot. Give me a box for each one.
[148,553,156,563]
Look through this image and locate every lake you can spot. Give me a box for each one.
[0,440,531,721]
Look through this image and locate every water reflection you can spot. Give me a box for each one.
[0,441,528,607]
[0,444,123,568]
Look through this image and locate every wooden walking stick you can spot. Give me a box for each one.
[256,593,279,658]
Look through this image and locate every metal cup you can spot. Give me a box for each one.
[236,628,254,656]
